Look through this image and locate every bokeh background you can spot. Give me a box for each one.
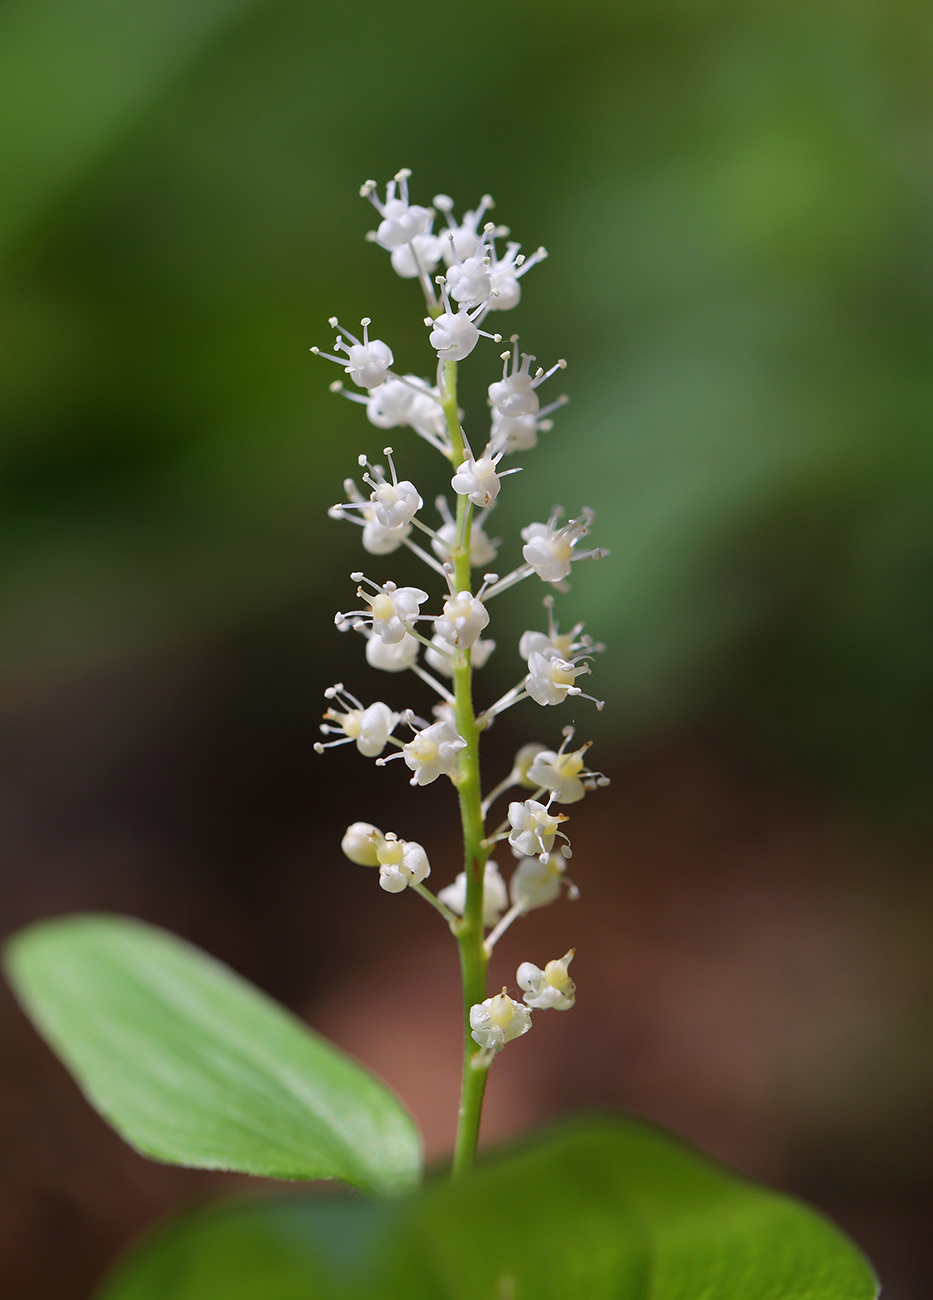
[2,0,932,1295]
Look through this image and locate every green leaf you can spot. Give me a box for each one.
[4,914,422,1196]
[98,1196,384,1300]
[93,1117,878,1300]
[380,1117,879,1300]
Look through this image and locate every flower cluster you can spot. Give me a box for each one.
[315,170,609,1071]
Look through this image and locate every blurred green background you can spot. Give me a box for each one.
[3,0,932,796]
[2,0,932,1296]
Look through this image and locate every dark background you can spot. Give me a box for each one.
[1,0,931,1295]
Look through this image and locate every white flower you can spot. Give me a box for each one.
[507,798,569,858]
[390,231,446,279]
[437,862,508,927]
[356,449,423,530]
[521,507,607,586]
[526,729,609,804]
[451,446,510,509]
[428,308,479,362]
[362,170,433,251]
[434,590,490,650]
[524,650,592,707]
[341,821,382,866]
[488,339,566,418]
[329,476,413,555]
[426,280,501,362]
[362,375,416,429]
[341,822,430,892]
[526,747,587,802]
[311,317,393,390]
[374,833,431,893]
[509,853,571,910]
[401,719,467,785]
[469,989,533,1051]
[336,575,429,645]
[489,394,568,455]
[425,632,495,677]
[444,229,494,308]
[314,684,399,758]
[518,950,576,1011]
[364,630,420,673]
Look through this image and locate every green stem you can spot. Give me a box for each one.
[409,880,459,927]
[442,357,492,1181]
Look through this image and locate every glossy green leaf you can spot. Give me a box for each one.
[4,915,422,1195]
[94,1117,878,1300]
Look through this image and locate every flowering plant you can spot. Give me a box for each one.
[310,167,609,1171]
[2,171,877,1299]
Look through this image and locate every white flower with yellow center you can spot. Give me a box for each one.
[524,650,594,708]
[469,989,532,1052]
[336,575,429,644]
[374,833,431,893]
[340,823,430,894]
[396,719,467,786]
[526,729,610,804]
[314,684,399,758]
[434,589,490,650]
[518,950,576,1011]
[507,798,570,859]
[521,507,608,586]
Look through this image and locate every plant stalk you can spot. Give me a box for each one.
[441,357,492,1180]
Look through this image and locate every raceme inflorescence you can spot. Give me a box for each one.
[312,169,609,1177]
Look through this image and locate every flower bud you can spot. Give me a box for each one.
[341,822,381,866]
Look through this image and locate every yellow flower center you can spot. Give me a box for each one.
[407,737,438,764]
[544,960,571,990]
[489,991,514,1028]
[557,750,584,777]
[370,592,395,622]
[341,711,362,739]
[377,839,404,867]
